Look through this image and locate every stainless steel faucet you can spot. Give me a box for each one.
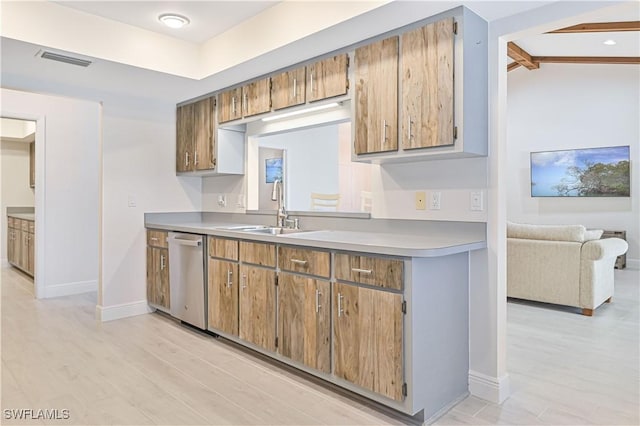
[271,179,287,227]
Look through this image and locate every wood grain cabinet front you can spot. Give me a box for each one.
[334,252,403,290]
[271,66,306,110]
[333,281,404,401]
[401,18,455,150]
[240,241,276,267]
[218,87,243,123]
[146,230,170,311]
[208,259,239,336]
[354,37,399,155]
[208,236,239,261]
[176,97,216,173]
[239,264,276,352]
[278,246,330,278]
[277,272,330,373]
[306,54,349,103]
[242,78,271,118]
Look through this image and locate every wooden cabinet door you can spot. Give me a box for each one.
[20,230,29,271]
[7,226,14,265]
[147,247,170,309]
[218,88,243,123]
[208,259,239,336]
[176,103,195,172]
[307,54,349,102]
[27,232,34,275]
[242,78,271,118]
[277,273,330,373]
[29,142,35,188]
[194,97,216,171]
[239,265,276,352]
[333,282,404,401]
[354,37,398,155]
[272,67,306,110]
[401,18,454,150]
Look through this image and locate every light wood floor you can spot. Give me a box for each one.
[1,266,638,425]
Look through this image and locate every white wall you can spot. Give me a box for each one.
[0,140,34,263]
[99,102,201,314]
[507,64,639,263]
[1,88,100,298]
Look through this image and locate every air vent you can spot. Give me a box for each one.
[40,51,92,67]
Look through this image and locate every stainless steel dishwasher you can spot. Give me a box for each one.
[168,232,206,329]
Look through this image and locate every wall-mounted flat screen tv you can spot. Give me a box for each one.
[530,145,630,197]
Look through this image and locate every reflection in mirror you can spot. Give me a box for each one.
[248,121,373,213]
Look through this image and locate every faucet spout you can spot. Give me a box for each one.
[271,179,287,227]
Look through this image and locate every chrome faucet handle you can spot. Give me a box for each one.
[283,218,299,229]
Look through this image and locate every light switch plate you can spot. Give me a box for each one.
[127,195,136,208]
[217,194,226,207]
[470,191,483,211]
[415,191,426,210]
[430,191,441,210]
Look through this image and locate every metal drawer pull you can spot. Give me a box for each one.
[232,96,236,114]
[337,293,344,317]
[382,119,388,145]
[150,237,158,242]
[315,289,321,313]
[241,274,247,289]
[351,268,372,275]
[293,77,297,98]
[310,73,314,93]
[226,270,233,288]
[194,151,198,166]
[290,258,307,266]
[160,255,166,270]
[408,115,413,140]
[185,151,190,167]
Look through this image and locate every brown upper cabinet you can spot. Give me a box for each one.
[401,18,455,150]
[242,78,272,118]
[306,54,349,103]
[176,97,216,172]
[218,87,243,123]
[354,37,399,155]
[271,66,306,110]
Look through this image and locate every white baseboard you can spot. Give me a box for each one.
[625,258,639,270]
[468,370,510,404]
[43,280,97,298]
[96,300,154,322]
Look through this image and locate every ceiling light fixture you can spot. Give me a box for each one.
[262,103,342,122]
[603,39,617,46]
[159,14,190,29]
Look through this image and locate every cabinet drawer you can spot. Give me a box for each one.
[240,241,276,267]
[208,236,239,261]
[278,246,330,278]
[335,253,403,290]
[20,220,29,232]
[8,217,14,228]
[28,221,35,233]
[146,230,168,248]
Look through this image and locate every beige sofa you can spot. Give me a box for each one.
[507,222,628,316]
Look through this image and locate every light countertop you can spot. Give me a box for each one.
[145,219,486,258]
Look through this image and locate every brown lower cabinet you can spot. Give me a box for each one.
[208,259,239,336]
[146,230,170,311]
[7,217,35,277]
[333,281,404,402]
[239,264,276,352]
[277,272,330,373]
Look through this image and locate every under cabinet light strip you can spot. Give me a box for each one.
[261,102,341,122]
[40,51,92,67]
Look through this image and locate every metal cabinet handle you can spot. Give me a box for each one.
[408,115,413,141]
[194,151,198,166]
[160,255,166,270]
[241,274,247,290]
[310,73,314,94]
[185,151,190,167]
[315,289,321,313]
[244,93,248,114]
[232,96,236,115]
[293,77,297,98]
[337,293,344,317]
[351,268,372,275]
[290,259,307,266]
[227,270,233,288]
[150,237,158,242]
[382,119,388,145]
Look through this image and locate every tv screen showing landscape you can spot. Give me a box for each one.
[530,145,630,197]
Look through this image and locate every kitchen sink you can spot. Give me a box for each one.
[243,226,307,235]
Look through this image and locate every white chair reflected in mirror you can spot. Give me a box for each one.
[360,191,373,213]
[310,193,340,211]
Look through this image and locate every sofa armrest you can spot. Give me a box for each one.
[582,238,628,261]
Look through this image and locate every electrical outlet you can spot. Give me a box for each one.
[430,191,441,210]
[217,194,226,207]
[470,191,483,211]
[127,195,137,208]
[415,191,426,210]
[236,194,245,208]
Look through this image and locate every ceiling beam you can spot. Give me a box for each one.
[533,56,640,64]
[548,21,640,34]
[507,42,539,70]
[507,62,522,72]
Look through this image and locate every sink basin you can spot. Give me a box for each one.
[242,226,307,235]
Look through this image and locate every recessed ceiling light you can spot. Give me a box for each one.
[603,39,617,46]
[159,14,190,29]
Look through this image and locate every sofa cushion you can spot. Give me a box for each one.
[584,229,604,241]
[507,221,586,242]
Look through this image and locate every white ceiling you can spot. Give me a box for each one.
[517,31,640,58]
[53,1,279,43]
